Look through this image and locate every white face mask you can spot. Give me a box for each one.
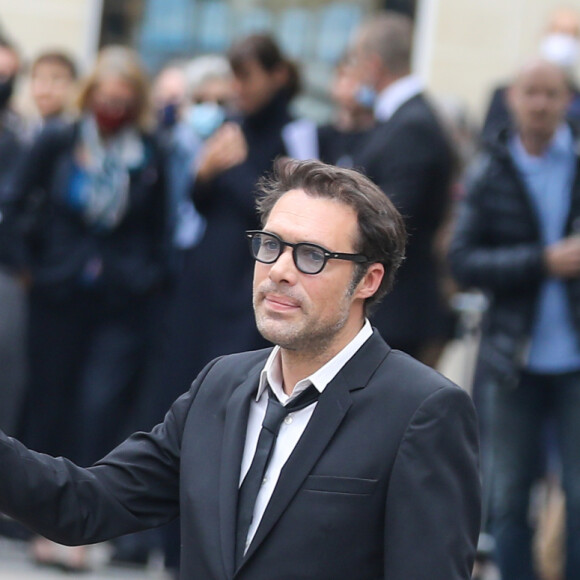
[539,33,580,70]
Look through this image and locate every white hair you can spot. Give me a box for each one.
[184,54,232,98]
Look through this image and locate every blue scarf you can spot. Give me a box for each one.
[68,116,145,231]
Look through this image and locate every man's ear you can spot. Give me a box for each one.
[355,263,384,301]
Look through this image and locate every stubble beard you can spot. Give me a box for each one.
[253,283,355,358]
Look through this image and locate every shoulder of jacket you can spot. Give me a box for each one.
[386,349,459,390]
[466,150,494,179]
[379,349,467,409]
[398,93,441,122]
[205,348,273,376]
[34,120,79,151]
[463,147,510,193]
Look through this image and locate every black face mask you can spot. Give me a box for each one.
[158,102,179,129]
[0,76,15,110]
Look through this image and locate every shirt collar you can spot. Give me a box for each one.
[374,74,424,122]
[511,123,574,162]
[257,319,373,404]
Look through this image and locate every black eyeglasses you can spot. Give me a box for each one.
[246,230,369,275]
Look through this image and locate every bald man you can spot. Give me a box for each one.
[450,59,580,579]
[482,6,580,141]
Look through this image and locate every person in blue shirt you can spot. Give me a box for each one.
[449,58,580,579]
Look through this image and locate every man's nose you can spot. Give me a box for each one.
[268,246,298,283]
[530,93,549,111]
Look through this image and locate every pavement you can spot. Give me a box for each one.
[0,538,171,580]
[0,535,501,579]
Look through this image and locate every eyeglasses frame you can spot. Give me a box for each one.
[246,230,369,275]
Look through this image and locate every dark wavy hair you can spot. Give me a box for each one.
[256,158,407,314]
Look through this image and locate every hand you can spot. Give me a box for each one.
[544,236,580,278]
[196,123,248,182]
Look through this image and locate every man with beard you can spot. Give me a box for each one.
[0,159,480,579]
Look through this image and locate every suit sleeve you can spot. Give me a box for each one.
[383,386,481,579]
[0,358,218,546]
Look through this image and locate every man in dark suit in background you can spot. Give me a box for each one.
[349,12,455,367]
[0,159,480,579]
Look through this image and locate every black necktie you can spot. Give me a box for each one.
[235,384,320,565]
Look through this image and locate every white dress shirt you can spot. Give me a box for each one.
[374,74,424,122]
[281,118,319,161]
[239,319,373,552]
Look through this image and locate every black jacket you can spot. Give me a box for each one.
[4,121,170,301]
[0,110,26,268]
[0,330,480,579]
[351,93,455,345]
[448,126,580,386]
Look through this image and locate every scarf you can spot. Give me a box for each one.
[70,116,145,231]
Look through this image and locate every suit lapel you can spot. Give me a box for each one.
[240,330,390,568]
[219,365,263,579]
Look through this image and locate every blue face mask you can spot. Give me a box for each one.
[186,102,226,139]
[355,84,377,110]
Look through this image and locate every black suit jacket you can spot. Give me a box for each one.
[353,94,455,347]
[0,330,480,579]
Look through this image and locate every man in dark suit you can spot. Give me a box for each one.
[0,159,480,579]
[349,12,455,366]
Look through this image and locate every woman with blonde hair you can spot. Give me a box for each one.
[11,45,170,570]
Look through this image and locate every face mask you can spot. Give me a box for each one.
[93,104,134,134]
[355,84,377,110]
[186,102,226,139]
[540,33,580,70]
[0,76,15,110]
[158,102,179,129]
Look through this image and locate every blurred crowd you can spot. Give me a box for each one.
[0,5,580,580]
